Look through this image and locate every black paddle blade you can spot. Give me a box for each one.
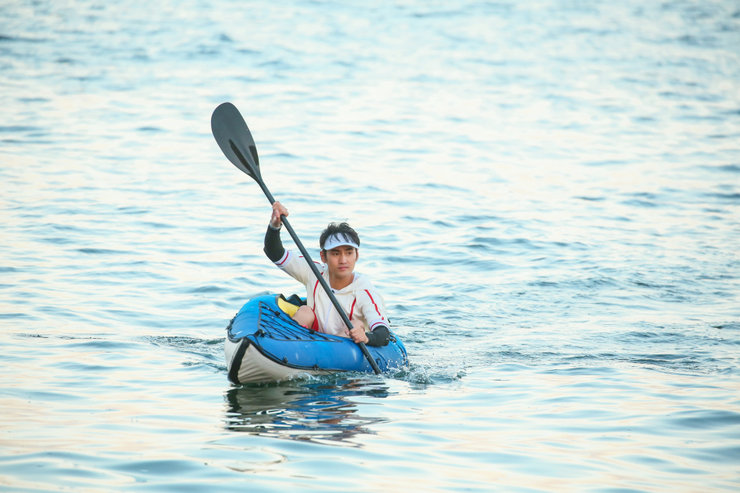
[211,102,261,180]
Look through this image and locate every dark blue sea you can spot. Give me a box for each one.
[1,1,739,491]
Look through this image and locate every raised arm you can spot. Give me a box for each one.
[264,201,289,262]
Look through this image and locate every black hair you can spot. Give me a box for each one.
[319,222,360,251]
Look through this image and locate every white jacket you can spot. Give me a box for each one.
[274,249,388,337]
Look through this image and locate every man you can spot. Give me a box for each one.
[263,201,390,347]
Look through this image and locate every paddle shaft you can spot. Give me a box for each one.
[259,182,382,375]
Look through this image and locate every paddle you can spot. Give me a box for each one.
[210,102,381,375]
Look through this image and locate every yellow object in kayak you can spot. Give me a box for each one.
[276,295,300,317]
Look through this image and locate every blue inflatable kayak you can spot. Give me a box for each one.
[224,294,408,384]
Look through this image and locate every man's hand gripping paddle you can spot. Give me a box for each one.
[210,102,381,375]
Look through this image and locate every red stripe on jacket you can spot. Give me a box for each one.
[349,298,357,319]
[275,251,290,266]
[312,279,320,306]
[364,290,383,318]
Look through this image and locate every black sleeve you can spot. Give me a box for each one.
[264,225,285,262]
[365,325,390,347]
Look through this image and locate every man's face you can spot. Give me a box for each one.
[321,245,358,280]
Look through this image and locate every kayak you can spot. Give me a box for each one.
[224,293,409,384]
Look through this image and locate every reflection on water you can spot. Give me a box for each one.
[224,377,390,446]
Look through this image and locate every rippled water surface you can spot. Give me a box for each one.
[2,1,739,491]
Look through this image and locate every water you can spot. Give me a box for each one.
[2,0,739,491]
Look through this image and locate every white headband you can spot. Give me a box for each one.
[322,233,359,251]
